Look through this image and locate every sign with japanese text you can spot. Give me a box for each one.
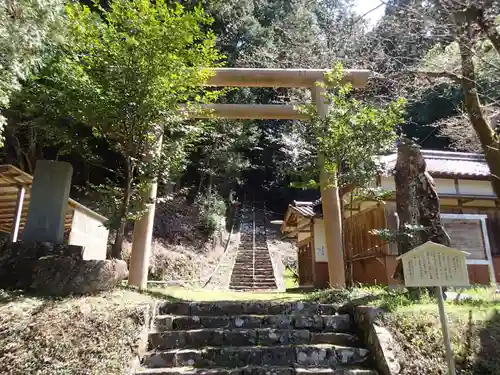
[313,219,328,262]
[397,241,470,287]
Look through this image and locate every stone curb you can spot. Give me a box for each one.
[346,305,401,375]
[128,301,156,375]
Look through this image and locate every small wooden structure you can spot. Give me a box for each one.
[281,200,331,288]
[0,164,109,259]
[282,150,500,287]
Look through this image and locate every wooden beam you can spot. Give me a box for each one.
[206,68,371,88]
[183,104,308,120]
[282,222,311,239]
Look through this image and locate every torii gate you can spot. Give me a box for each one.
[128,68,370,289]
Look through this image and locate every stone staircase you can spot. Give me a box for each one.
[136,300,378,375]
[229,206,277,291]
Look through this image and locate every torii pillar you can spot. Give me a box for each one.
[312,84,346,288]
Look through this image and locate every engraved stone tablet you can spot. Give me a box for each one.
[397,241,470,287]
[23,161,73,244]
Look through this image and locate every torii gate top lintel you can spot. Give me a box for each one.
[127,66,371,289]
[206,68,371,88]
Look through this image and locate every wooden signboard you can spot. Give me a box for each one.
[397,241,470,287]
[398,241,470,375]
[441,218,485,259]
[440,213,496,285]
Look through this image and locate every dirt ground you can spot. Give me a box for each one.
[0,289,152,375]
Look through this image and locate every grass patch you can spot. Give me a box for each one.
[283,267,298,289]
[307,285,500,375]
[385,305,500,375]
[0,289,153,375]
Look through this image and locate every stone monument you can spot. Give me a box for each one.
[0,160,128,296]
[23,160,73,243]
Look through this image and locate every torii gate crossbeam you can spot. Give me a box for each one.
[128,68,371,289]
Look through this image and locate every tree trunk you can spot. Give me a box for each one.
[348,192,354,287]
[197,153,210,196]
[471,4,500,55]
[454,12,500,198]
[111,158,134,259]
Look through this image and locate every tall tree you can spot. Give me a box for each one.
[36,0,223,258]
[0,0,65,140]
[198,0,366,209]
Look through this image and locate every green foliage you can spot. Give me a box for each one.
[371,224,427,244]
[195,191,227,236]
[48,0,223,154]
[190,119,256,197]
[293,63,406,190]
[0,0,65,141]
[28,0,224,254]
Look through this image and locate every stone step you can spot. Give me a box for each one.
[136,366,378,375]
[231,271,274,275]
[230,271,274,276]
[143,345,370,368]
[158,302,339,317]
[231,280,276,289]
[228,284,276,290]
[228,277,255,281]
[231,273,274,278]
[234,253,271,257]
[229,286,276,291]
[230,279,276,284]
[155,314,351,332]
[149,329,361,350]
[234,262,272,266]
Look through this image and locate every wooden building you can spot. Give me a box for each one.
[282,150,500,288]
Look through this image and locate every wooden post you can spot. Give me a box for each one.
[312,84,346,288]
[437,286,456,375]
[10,185,25,243]
[128,130,163,289]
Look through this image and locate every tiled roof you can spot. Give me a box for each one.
[290,200,322,218]
[378,150,491,179]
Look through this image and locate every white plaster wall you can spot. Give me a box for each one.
[433,178,457,195]
[313,219,328,262]
[69,209,109,260]
[381,176,494,198]
[458,179,494,196]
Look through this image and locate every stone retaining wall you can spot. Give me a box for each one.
[0,241,128,296]
[350,305,402,375]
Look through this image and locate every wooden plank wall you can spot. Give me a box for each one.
[343,205,388,260]
[298,241,314,286]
